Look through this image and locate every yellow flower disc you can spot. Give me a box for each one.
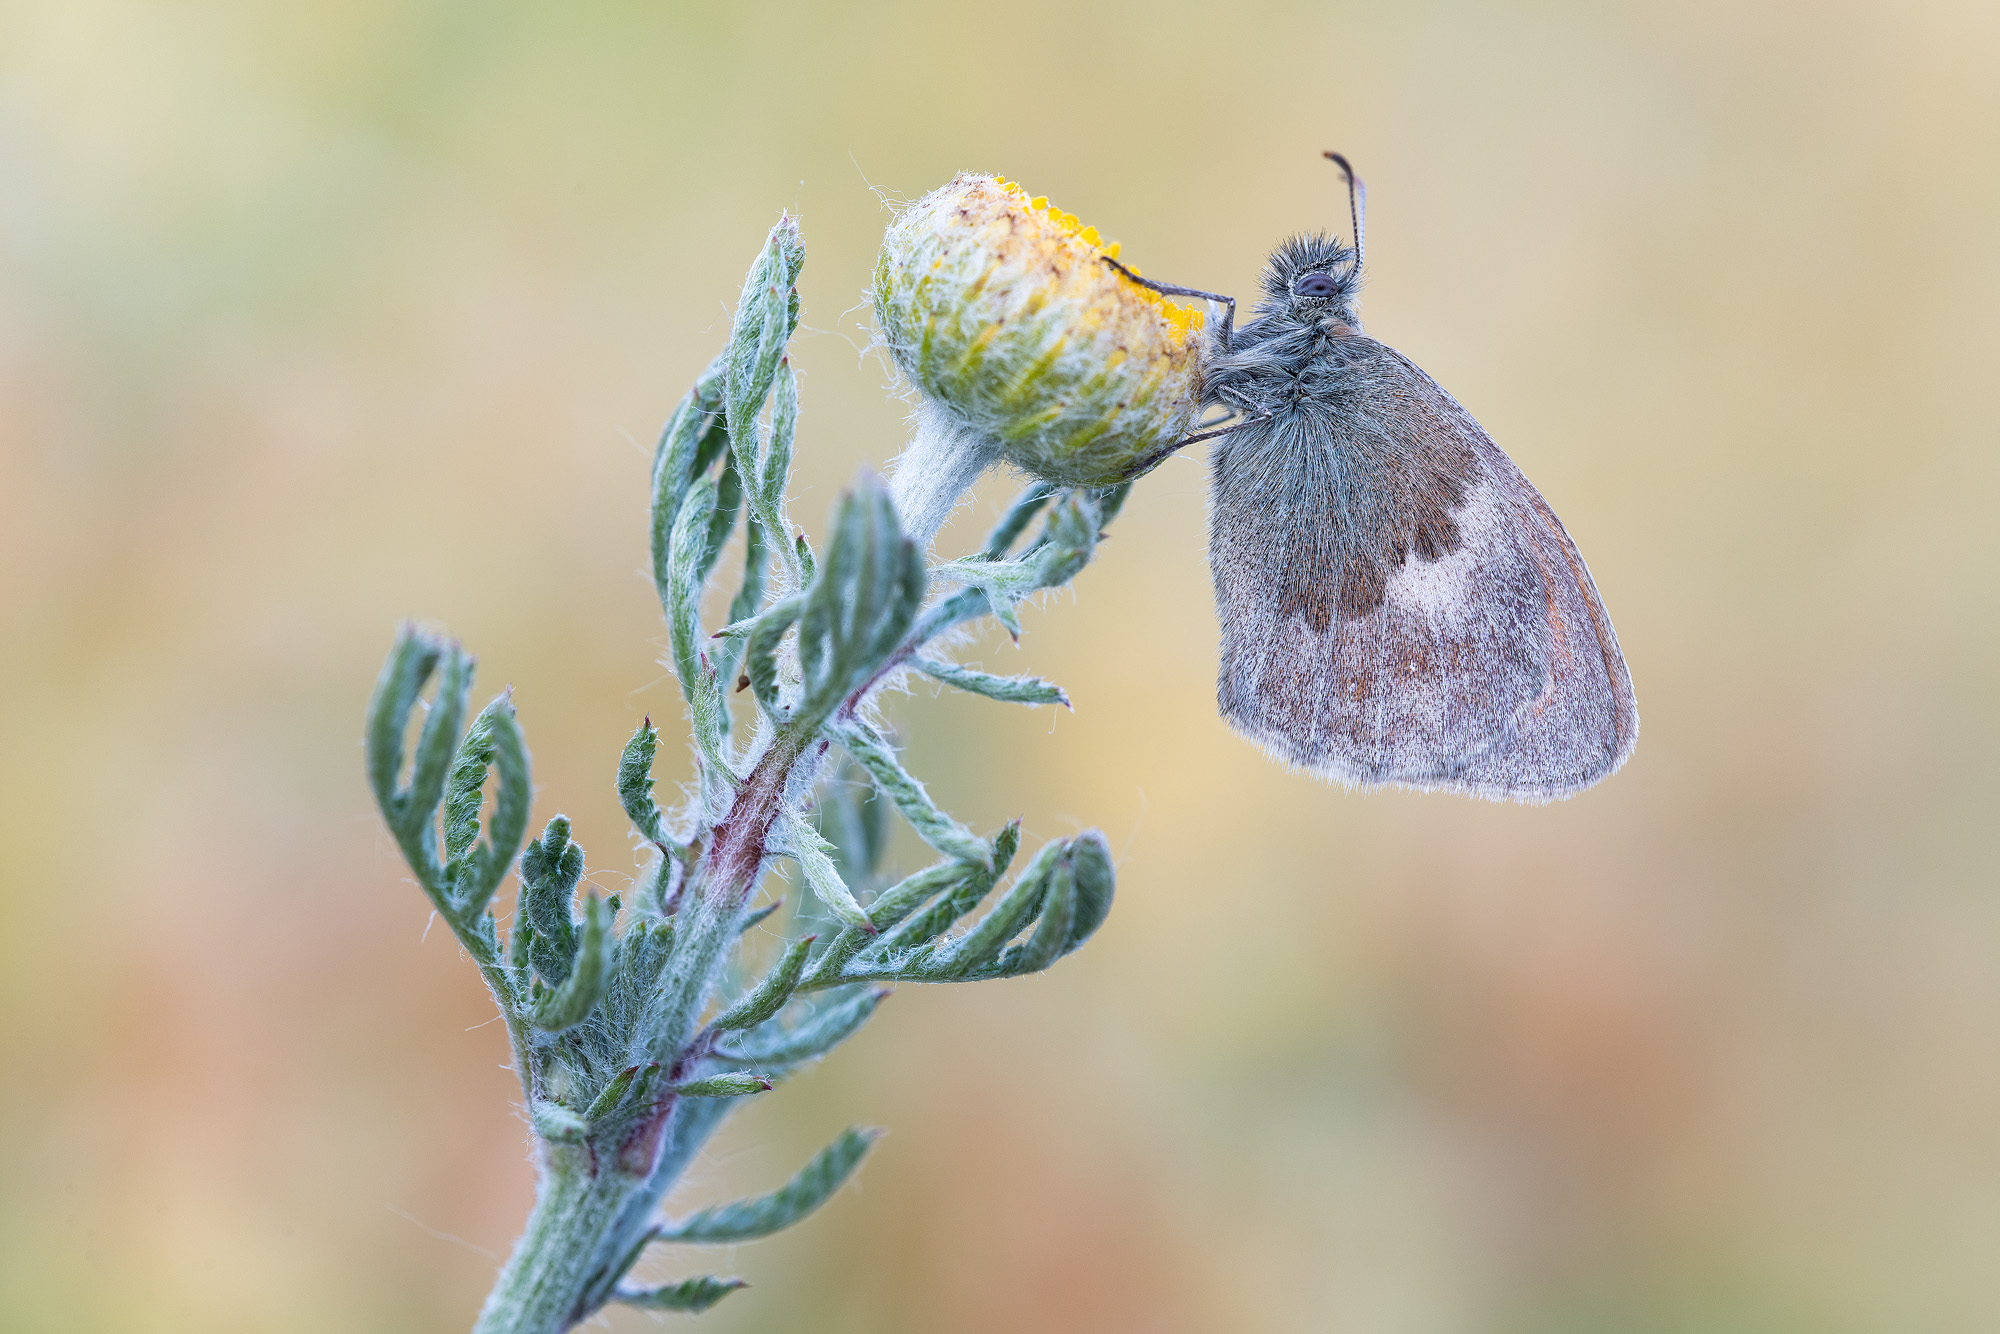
[873,173,1205,488]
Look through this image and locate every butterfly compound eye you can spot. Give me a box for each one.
[1296,272,1339,297]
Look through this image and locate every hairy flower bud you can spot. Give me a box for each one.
[874,173,1204,540]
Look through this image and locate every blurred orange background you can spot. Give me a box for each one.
[4,1,1998,1330]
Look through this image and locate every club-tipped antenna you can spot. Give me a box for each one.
[1323,151,1366,277]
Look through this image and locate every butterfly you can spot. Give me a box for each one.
[1106,153,1637,802]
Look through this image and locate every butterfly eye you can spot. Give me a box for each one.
[1296,272,1339,297]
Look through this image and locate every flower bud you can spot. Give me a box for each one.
[874,173,1204,539]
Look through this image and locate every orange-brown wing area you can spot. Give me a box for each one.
[1208,335,1635,801]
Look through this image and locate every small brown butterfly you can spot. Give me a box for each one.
[1109,154,1637,801]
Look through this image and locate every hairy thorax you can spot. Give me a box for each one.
[1208,323,1475,630]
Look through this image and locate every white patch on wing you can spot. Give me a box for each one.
[1381,484,1506,624]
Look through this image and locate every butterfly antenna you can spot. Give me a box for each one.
[1323,151,1366,277]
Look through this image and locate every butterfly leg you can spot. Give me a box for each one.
[1109,401,1275,482]
[1099,256,1236,350]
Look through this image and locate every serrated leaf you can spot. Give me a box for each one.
[862,823,1020,962]
[584,1064,643,1122]
[913,656,1069,707]
[520,816,584,979]
[616,719,668,847]
[831,721,987,867]
[709,936,813,1033]
[763,358,798,519]
[771,814,872,932]
[443,691,531,920]
[665,474,730,771]
[401,644,473,852]
[650,356,727,613]
[724,218,804,497]
[654,1127,880,1245]
[718,986,887,1067]
[795,475,925,723]
[911,838,1063,981]
[530,891,612,1033]
[673,1072,772,1098]
[614,1276,747,1313]
[365,628,439,823]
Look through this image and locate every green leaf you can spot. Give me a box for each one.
[441,692,532,921]
[803,859,965,988]
[914,655,1069,707]
[365,629,478,890]
[530,891,612,1033]
[795,475,925,723]
[939,833,1115,982]
[665,474,730,772]
[996,850,1075,976]
[831,721,988,867]
[719,986,888,1067]
[530,1099,588,1144]
[981,480,1057,559]
[909,837,1062,981]
[698,454,743,591]
[673,1071,773,1098]
[710,936,814,1033]
[616,719,669,848]
[583,1064,643,1122]
[649,355,727,614]
[441,699,497,867]
[1091,479,1133,529]
[771,814,872,932]
[763,358,799,521]
[739,898,784,935]
[1061,829,1116,954]
[1030,491,1100,589]
[813,762,889,896]
[862,823,1020,962]
[614,1276,747,1313]
[520,816,585,980]
[929,491,1102,642]
[713,511,770,697]
[741,590,805,718]
[724,217,805,496]
[654,1127,880,1244]
[401,644,473,853]
[365,628,436,821]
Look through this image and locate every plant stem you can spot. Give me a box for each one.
[471,720,832,1333]
[473,1147,645,1334]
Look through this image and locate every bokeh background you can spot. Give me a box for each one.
[4,1,1998,1330]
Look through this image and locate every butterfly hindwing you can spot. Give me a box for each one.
[1208,332,1636,801]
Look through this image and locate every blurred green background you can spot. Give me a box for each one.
[4,1,1998,1330]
